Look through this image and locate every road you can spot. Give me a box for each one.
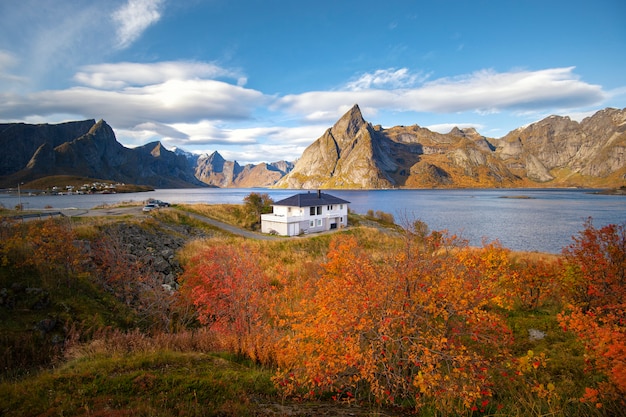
[180,210,279,240]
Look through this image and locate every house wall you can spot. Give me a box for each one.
[260,218,289,235]
[261,202,348,236]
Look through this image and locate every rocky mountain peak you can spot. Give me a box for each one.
[198,151,226,171]
[330,104,367,141]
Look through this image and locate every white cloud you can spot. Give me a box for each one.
[276,67,607,122]
[0,50,18,71]
[134,122,326,164]
[0,78,266,128]
[404,67,606,113]
[112,0,164,50]
[220,142,306,164]
[74,61,245,89]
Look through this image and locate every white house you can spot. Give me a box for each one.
[261,190,350,236]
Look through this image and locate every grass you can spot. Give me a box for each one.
[0,264,137,380]
[0,350,276,417]
[182,203,249,228]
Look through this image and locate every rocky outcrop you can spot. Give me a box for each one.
[99,220,209,290]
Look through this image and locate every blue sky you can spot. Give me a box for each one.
[1,0,624,164]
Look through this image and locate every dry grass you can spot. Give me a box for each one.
[183,203,246,225]
[64,327,220,361]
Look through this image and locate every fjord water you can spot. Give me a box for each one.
[2,188,625,254]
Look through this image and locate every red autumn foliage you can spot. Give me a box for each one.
[178,243,275,362]
[558,219,626,406]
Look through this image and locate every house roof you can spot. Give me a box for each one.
[273,191,350,207]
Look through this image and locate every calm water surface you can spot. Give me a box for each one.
[2,188,625,253]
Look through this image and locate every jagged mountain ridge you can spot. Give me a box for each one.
[193,151,293,188]
[276,104,626,189]
[0,120,293,189]
[1,106,624,189]
[0,120,203,188]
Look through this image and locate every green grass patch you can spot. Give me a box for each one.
[0,350,276,417]
[0,266,136,380]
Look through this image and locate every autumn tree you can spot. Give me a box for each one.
[510,256,562,310]
[243,192,274,229]
[179,242,275,362]
[558,220,626,407]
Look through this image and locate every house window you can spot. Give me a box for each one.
[316,206,321,215]
[316,219,322,226]
[310,207,315,216]
[340,204,343,210]
[310,220,314,227]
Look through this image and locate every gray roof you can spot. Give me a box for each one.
[273,191,350,207]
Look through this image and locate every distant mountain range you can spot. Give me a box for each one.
[1,105,624,189]
[0,120,292,189]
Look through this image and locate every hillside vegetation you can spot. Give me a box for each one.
[0,207,624,416]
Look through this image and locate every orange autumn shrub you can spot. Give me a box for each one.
[510,256,562,310]
[558,220,626,407]
[1,218,86,287]
[273,235,515,413]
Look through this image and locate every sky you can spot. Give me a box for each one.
[0,0,625,164]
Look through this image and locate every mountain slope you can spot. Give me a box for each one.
[496,108,626,185]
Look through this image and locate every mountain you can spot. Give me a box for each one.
[194,151,293,188]
[0,119,291,189]
[2,107,624,190]
[276,105,626,189]
[0,119,204,188]
[496,108,626,185]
